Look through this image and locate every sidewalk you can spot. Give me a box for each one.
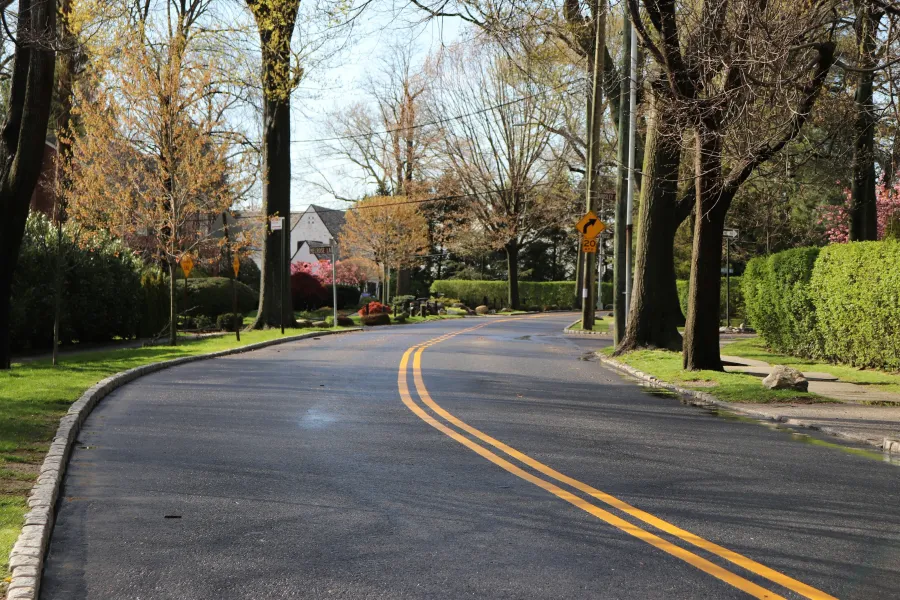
[720,349,900,451]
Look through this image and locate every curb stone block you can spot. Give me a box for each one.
[4,326,362,600]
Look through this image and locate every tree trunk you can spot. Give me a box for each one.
[616,97,686,353]
[252,94,293,328]
[0,0,58,369]
[168,259,177,346]
[850,7,881,242]
[506,240,520,309]
[683,127,730,371]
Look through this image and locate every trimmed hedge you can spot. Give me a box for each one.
[430,280,613,309]
[742,248,821,357]
[174,277,258,318]
[810,241,900,369]
[743,241,900,370]
[677,277,745,324]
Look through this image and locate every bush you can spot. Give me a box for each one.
[174,277,258,319]
[336,315,355,327]
[335,284,361,309]
[139,267,170,338]
[810,241,900,370]
[216,313,243,332]
[358,301,389,316]
[361,313,391,326]
[10,214,145,352]
[291,270,327,310]
[432,280,591,309]
[676,276,745,324]
[741,248,821,357]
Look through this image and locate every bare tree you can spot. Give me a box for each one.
[626,0,837,370]
[428,42,579,308]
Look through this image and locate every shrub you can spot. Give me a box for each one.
[742,247,821,357]
[358,301,388,316]
[336,315,355,327]
[10,214,145,352]
[431,280,590,309]
[676,276,745,324]
[139,267,170,338]
[361,313,391,326]
[216,313,243,331]
[810,241,900,369]
[335,284,361,309]
[291,270,327,310]
[175,277,258,319]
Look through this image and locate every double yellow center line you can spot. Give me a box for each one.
[397,316,836,600]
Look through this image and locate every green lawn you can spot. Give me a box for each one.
[0,327,353,576]
[724,337,900,395]
[567,316,613,332]
[603,347,831,404]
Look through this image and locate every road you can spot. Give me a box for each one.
[41,314,900,599]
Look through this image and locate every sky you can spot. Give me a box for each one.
[286,3,466,215]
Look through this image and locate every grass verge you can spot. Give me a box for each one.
[603,347,832,404]
[566,316,613,332]
[723,337,900,395]
[0,327,353,576]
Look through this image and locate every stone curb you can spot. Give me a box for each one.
[5,327,361,600]
[596,354,900,455]
[563,318,608,335]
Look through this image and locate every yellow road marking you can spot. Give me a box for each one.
[398,318,837,600]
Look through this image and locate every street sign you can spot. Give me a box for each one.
[581,237,598,253]
[311,246,332,258]
[180,254,194,278]
[723,229,739,240]
[232,256,240,277]
[270,217,284,231]
[575,211,607,239]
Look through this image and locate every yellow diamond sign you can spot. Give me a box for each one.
[180,254,194,278]
[575,211,606,239]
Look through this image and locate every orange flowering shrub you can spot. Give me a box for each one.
[358,301,389,316]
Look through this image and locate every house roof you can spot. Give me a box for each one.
[309,204,346,237]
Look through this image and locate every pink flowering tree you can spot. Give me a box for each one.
[819,183,900,243]
[290,259,373,287]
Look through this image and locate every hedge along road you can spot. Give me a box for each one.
[41,315,900,599]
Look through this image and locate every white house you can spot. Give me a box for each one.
[290,205,346,262]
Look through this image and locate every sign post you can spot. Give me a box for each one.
[270,217,285,334]
[330,240,338,328]
[574,211,607,329]
[723,229,739,326]
[179,253,194,335]
[232,254,241,341]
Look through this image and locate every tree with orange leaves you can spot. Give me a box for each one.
[339,196,428,302]
[65,0,251,345]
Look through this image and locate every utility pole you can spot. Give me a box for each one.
[613,2,631,344]
[580,0,606,331]
[624,16,638,321]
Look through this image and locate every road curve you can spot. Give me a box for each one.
[41,314,900,599]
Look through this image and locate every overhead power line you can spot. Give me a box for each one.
[291,77,586,145]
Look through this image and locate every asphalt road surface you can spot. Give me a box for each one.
[41,314,900,599]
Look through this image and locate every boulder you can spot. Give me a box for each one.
[475,305,489,315]
[762,366,808,392]
[312,320,330,328]
[295,319,314,328]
